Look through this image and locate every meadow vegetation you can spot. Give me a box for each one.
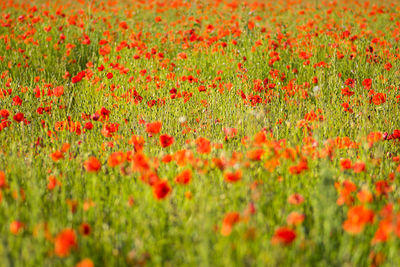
[0,0,400,266]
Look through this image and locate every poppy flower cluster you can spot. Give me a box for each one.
[1,0,400,266]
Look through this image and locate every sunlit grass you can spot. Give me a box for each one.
[0,0,400,266]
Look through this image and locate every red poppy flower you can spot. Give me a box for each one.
[336,180,357,206]
[101,123,119,137]
[271,227,297,245]
[129,135,145,152]
[287,212,305,226]
[372,93,386,105]
[153,180,171,200]
[340,158,352,170]
[13,112,24,122]
[108,152,126,167]
[0,171,6,188]
[223,127,238,141]
[47,176,61,190]
[84,122,93,130]
[54,229,77,257]
[375,180,392,197]
[53,86,64,97]
[196,137,211,154]
[345,78,355,88]
[119,21,128,30]
[146,121,162,134]
[353,162,366,173]
[246,149,265,161]
[79,223,91,236]
[224,170,242,183]
[289,160,308,174]
[0,109,10,119]
[10,221,24,235]
[50,151,64,162]
[175,169,192,185]
[160,134,174,148]
[384,63,392,71]
[221,212,241,236]
[84,157,101,172]
[12,95,22,105]
[288,193,304,205]
[100,107,110,118]
[357,189,373,203]
[342,205,374,234]
[362,78,372,90]
[76,259,94,267]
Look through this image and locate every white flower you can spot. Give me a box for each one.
[313,86,320,95]
[178,116,187,123]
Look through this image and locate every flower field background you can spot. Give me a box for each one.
[1,0,400,266]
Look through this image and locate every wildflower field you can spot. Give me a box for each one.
[1,0,400,266]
